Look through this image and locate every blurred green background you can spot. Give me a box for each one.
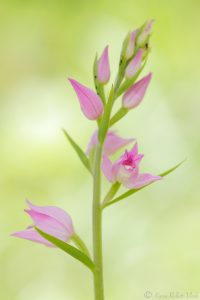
[1,0,200,299]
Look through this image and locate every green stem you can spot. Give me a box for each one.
[93,142,104,300]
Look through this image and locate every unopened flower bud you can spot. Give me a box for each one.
[125,30,137,60]
[125,48,143,79]
[122,73,152,109]
[97,46,110,84]
[137,20,154,47]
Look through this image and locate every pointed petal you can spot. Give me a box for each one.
[126,173,162,189]
[11,228,55,247]
[122,73,152,109]
[69,79,104,120]
[26,200,74,235]
[102,155,115,182]
[104,132,134,156]
[97,46,110,84]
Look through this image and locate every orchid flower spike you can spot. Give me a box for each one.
[122,73,152,109]
[86,130,134,156]
[102,143,162,189]
[11,200,74,247]
[69,78,104,120]
[125,30,137,60]
[97,46,110,84]
[137,20,155,47]
[125,48,143,79]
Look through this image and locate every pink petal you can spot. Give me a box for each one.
[25,209,71,242]
[102,155,115,182]
[11,228,55,247]
[69,79,104,120]
[86,130,134,156]
[126,173,162,189]
[125,48,143,79]
[97,46,110,84]
[104,132,134,156]
[26,200,74,236]
[122,73,152,109]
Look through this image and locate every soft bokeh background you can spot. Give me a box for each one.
[1,1,200,299]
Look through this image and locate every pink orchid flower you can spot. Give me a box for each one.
[97,46,110,84]
[86,130,134,156]
[69,78,104,120]
[12,200,74,247]
[125,30,137,60]
[102,143,161,189]
[125,48,143,79]
[122,73,152,109]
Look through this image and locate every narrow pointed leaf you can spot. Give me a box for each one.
[103,160,185,209]
[63,129,91,173]
[35,227,95,272]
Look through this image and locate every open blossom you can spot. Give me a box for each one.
[11,200,74,247]
[125,30,137,60]
[125,48,143,79]
[122,73,152,109]
[69,78,104,120]
[102,143,161,189]
[97,46,110,84]
[86,130,134,156]
[137,20,154,46]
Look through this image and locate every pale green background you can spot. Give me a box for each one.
[0,1,200,299]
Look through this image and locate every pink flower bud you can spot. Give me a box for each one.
[102,143,161,189]
[97,46,110,84]
[69,78,104,120]
[125,48,143,79]
[137,20,154,46]
[86,130,134,156]
[11,200,74,247]
[122,73,152,109]
[125,30,137,60]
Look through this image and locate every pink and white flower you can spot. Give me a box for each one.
[86,130,134,156]
[12,200,74,247]
[69,78,104,120]
[102,143,161,189]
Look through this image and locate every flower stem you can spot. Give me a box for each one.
[93,142,104,300]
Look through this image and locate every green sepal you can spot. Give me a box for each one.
[63,129,91,173]
[98,85,114,144]
[102,160,185,209]
[35,227,95,272]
